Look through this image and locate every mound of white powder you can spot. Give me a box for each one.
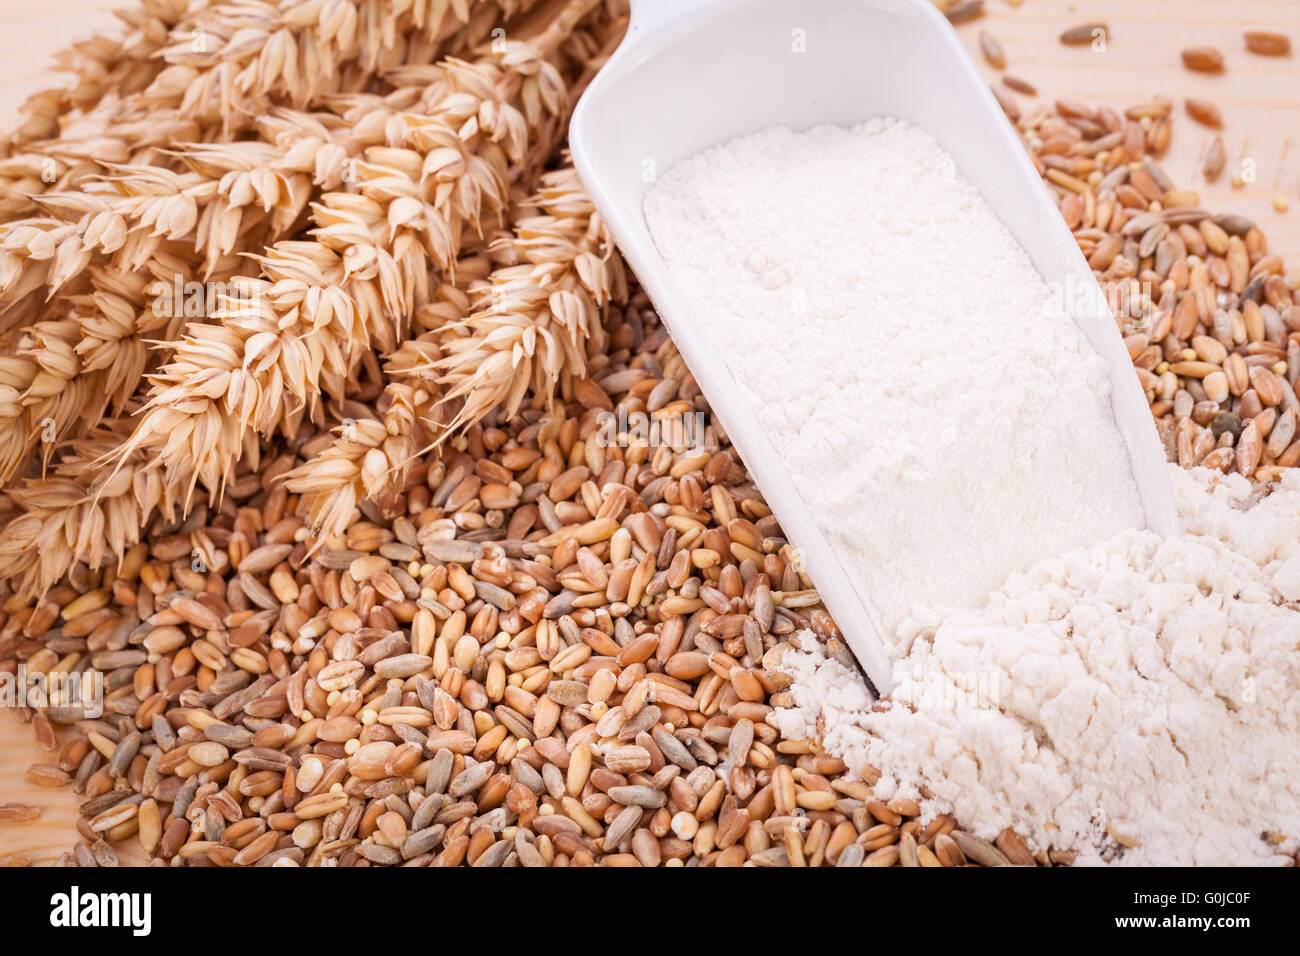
[644,119,1144,642]
[772,465,1300,866]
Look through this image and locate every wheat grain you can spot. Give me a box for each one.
[1023,97,1300,483]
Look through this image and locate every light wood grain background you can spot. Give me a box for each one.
[1,0,1298,864]
[953,0,1300,262]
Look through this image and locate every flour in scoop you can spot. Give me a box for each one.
[644,120,1144,643]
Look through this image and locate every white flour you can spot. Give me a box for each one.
[645,119,1300,865]
[644,120,1144,642]
[773,465,1300,866]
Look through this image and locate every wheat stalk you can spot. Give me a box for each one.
[278,157,622,545]
[0,0,554,318]
[280,155,627,544]
[0,70,476,478]
[0,97,367,474]
[100,23,581,498]
[283,315,453,545]
[0,143,318,480]
[433,163,625,434]
[281,240,508,544]
[0,417,174,598]
[3,1,547,161]
[0,0,614,596]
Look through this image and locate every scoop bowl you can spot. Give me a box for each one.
[569,0,1179,694]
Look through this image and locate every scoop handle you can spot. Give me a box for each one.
[629,0,710,33]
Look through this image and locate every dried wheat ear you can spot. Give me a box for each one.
[0,0,625,595]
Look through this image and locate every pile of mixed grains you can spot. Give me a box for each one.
[1012,97,1300,476]
[0,0,1296,867]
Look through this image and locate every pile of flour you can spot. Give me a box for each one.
[772,465,1300,866]
[644,119,1144,640]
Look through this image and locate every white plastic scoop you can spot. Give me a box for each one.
[569,0,1179,695]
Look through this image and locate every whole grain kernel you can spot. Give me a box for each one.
[1181,46,1225,73]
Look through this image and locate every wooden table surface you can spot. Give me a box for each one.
[2,0,1298,864]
